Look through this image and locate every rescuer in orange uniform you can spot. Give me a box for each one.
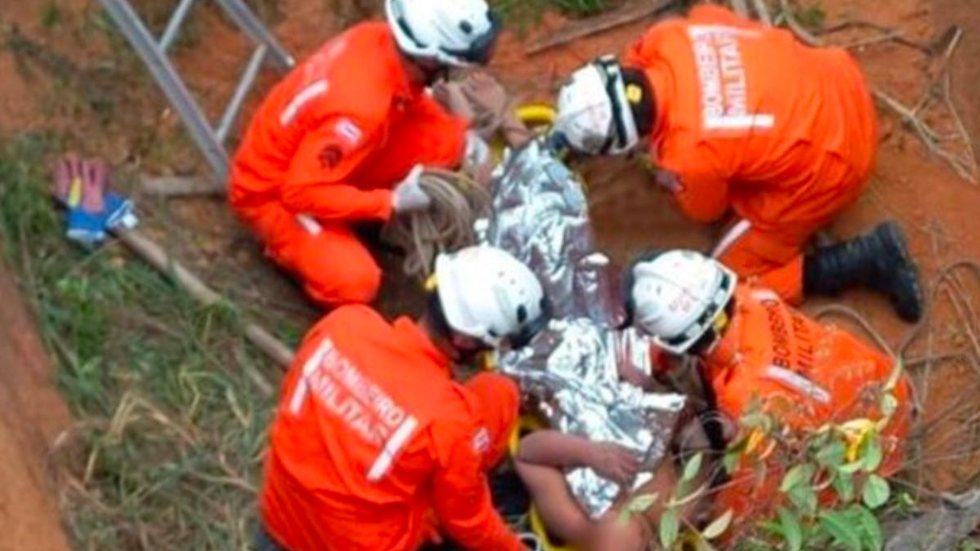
[553,4,924,323]
[257,245,549,551]
[622,249,912,530]
[229,0,500,307]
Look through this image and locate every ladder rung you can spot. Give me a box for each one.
[159,0,197,52]
[217,45,268,143]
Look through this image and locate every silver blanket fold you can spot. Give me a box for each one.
[484,141,686,518]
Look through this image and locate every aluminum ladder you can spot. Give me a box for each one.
[99,0,295,180]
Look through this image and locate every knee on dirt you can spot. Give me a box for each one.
[305,258,381,306]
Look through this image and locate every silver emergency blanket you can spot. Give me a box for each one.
[484,140,687,518]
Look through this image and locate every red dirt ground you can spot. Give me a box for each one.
[0,263,71,551]
[1,0,979,545]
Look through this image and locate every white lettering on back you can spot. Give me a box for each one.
[687,25,774,132]
[286,336,420,481]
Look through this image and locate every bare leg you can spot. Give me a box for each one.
[513,460,592,544]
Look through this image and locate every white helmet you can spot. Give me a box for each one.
[554,55,640,155]
[435,245,548,348]
[386,0,501,67]
[626,250,737,354]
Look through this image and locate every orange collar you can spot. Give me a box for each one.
[377,25,423,103]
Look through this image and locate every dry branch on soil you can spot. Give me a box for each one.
[525,0,678,55]
[734,2,980,540]
[0,137,284,550]
[772,0,979,184]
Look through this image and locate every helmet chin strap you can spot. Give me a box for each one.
[409,55,450,86]
[449,333,491,364]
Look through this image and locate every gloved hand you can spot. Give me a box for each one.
[653,167,683,193]
[391,165,431,213]
[462,131,491,172]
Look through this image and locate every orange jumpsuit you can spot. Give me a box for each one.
[623,5,878,303]
[260,305,524,551]
[700,284,911,523]
[230,22,467,306]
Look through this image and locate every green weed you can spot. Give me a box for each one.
[41,0,62,29]
[0,133,291,550]
[493,0,616,32]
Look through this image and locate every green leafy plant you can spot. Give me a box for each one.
[0,133,294,550]
[724,364,906,550]
[621,362,907,550]
[618,451,733,551]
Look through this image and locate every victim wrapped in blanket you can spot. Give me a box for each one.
[483,140,687,518]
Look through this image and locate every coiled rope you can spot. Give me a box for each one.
[382,168,491,279]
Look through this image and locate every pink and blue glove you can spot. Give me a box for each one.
[52,155,138,249]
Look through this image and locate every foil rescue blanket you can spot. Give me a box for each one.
[485,140,686,518]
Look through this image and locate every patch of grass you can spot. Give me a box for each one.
[3,25,121,128]
[786,2,827,33]
[0,133,291,549]
[493,0,615,31]
[41,0,62,29]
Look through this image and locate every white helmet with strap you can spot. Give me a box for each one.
[385,0,502,67]
[435,245,548,348]
[554,55,640,155]
[625,250,737,354]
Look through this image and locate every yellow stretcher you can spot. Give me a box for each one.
[516,104,558,128]
[490,103,558,161]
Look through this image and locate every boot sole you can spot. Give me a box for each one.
[875,222,914,266]
[875,222,925,322]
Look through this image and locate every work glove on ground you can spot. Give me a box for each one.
[52,155,138,249]
[103,190,138,231]
[391,164,432,213]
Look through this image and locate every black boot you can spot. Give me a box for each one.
[803,222,924,323]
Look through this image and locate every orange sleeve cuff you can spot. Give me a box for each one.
[658,145,730,223]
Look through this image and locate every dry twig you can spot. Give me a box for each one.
[775,0,978,184]
[525,0,678,55]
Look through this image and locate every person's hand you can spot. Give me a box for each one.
[391,165,431,213]
[585,441,641,487]
[461,71,509,118]
[432,81,474,120]
[462,130,492,173]
[653,168,683,194]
